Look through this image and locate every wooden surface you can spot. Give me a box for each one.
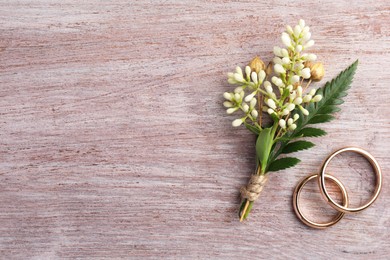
[1,1,389,259]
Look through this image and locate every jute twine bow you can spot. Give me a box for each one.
[240,174,269,201]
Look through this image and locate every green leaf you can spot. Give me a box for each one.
[281,141,315,154]
[308,114,335,124]
[266,60,358,172]
[244,122,260,135]
[256,127,273,173]
[317,105,341,114]
[296,127,327,138]
[267,157,301,172]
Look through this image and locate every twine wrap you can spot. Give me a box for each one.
[240,174,268,201]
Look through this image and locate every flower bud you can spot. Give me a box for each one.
[244,92,256,102]
[223,92,233,101]
[279,119,286,129]
[287,118,294,126]
[251,109,258,118]
[303,95,312,103]
[245,66,251,77]
[267,99,277,110]
[223,101,233,108]
[310,62,325,81]
[249,99,257,109]
[312,95,323,102]
[242,104,249,113]
[274,64,286,74]
[266,61,273,75]
[287,103,295,111]
[227,107,238,114]
[249,56,265,73]
[282,33,292,47]
[282,108,289,116]
[289,124,297,130]
[232,118,243,127]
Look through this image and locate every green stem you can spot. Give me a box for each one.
[239,124,278,221]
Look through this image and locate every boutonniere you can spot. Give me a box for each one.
[223,19,357,221]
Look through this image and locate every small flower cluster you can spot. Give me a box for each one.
[223,64,267,127]
[224,19,325,134]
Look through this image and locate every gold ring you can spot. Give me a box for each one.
[293,173,349,229]
[318,147,382,213]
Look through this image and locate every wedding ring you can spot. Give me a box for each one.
[293,173,348,229]
[319,147,382,213]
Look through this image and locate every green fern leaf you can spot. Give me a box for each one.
[267,157,301,172]
[266,60,358,173]
[295,127,327,138]
[282,141,315,154]
[308,114,335,124]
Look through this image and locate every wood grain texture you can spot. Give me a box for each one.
[0,0,389,259]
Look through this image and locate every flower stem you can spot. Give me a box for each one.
[239,166,263,221]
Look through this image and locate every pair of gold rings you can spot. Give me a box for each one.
[293,147,382,229]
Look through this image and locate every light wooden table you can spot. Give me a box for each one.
[1,1,389,259]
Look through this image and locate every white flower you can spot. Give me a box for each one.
[227,107,238,114]
[282,108,289,116]
[274,64,286,74]
[265,84,273,94]
[287,118,294,126]
[273,57,283,65]
[286,25,294,35]
[281,48,289,57]
[234,93,241,101]
[297,86,303,96]
[301,68,311,79]
[271,76,284,88]
[244,92,256,102]
[286,85,293,91]
[232,118,243,127]
[309,89,316,96]
[245,66,251,77]
[251,109,258,118]
[273,46,283,57]
[291,75,300,84]
[294,97,303,105]
[281,32,292,47]
[235,66,243,75]
[289,124,297,130]
[234,86,243,93]
[279,119,286,129]
[306,53,317,61]
[282,57,290,65]
[296,45,303,52]
[267,99,277,109]
[303,31,311,42]
[303,95,312,103]
[251,71,258,84]
[234,73,245,82]
[242,104,249,112]
[299,19,305,28]
[294,25,302,37]
[250,97,257,108]
[258,70,266,83]
[293,114,299,121]
[300,106,309,116]
[312,95,323,102]
[267,108,275,115]
[223,92,233,101]
[223,101,233,108]
[304,40,314,49]
[287,103,295,111]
